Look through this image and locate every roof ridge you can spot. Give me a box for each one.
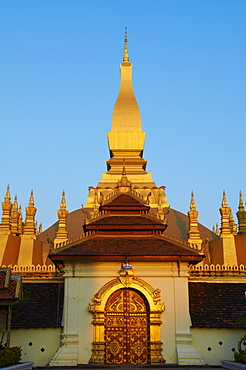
[102,189,148,207]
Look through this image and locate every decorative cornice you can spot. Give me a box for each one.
[189,264,246,278]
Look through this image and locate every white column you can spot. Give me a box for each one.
[49,263,79,366]
[174,263,205,365]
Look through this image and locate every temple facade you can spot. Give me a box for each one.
[0,31,245,366]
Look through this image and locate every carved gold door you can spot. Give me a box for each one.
[104,288,149,364]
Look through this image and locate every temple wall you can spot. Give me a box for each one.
[191,328,245,365]
[56,261,201,365]
[10,328,62,366]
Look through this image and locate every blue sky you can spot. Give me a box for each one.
[0,0,246,231]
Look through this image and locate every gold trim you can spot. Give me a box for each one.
[88,275,165,364]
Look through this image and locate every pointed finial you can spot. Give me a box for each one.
[222,190,228,207]
[187,190,202,248]
[120,158,129,187]
[55,190,68,243]
[190,191,196,210]
[215,223,219,235]
[219,190,232,235]
[238,191,245,211]
[28,190,34,207]
[122,158,126,176]
[60,190,66,209]
[237,191,246,234]
[4,185,11,202]
[23,190,37,237]
[229,211,234,223]
[13,195,18,211]
[123,26,129,62]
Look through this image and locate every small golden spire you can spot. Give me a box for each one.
[190,191,196,210]
[54,190,68,243]
[117,159,131,192]
[23,190,37,237]
[0,185,12,235]
[18,205,23,235]
[221,190,228,207]
[60,190,66,209]
[121,158,128,184]
[187,191,202,248]
[123,26,129,62]
[4,185,11,202]
[12,195,18,211]
[215,223,220,235]
[237,191,246,234]
[229,211,237,235]
[219,191,231,236]
[28,190,34,207]
[238,191,245,212]
[11,195,20,236]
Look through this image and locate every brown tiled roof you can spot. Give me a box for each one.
[0,279,18,300]
[89,216,164,226]
[39,208,216,244]
[0,269,22,302]
[103,193,147,208]
[51,235,202,260]
[189,282,246,328]
[12,282,64,329]
[0,272,7,290]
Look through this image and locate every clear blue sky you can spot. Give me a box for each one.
[0,0,246,231]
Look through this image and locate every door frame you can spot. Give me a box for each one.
[104,288,150,364]
[88,275,165,364]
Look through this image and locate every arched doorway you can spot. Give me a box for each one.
[88,275,165,364]
[104,288,149,364]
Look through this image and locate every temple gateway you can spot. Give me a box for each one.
[0,31,245,366]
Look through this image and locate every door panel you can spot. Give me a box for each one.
[105,289,149,364]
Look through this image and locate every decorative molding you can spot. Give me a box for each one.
[189,264,246,277]
[88,273,165,364]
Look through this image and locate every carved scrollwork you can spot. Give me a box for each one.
[88,267,165,364]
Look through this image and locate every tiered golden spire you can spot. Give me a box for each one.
[11,195,21,235]
[54,190,68,242]
[0,185,12,234]
[117,159,131,192]
[236,191,246,234]
[187,191,202,248]
[18,205,23,235]
[23,190,37,237]
[219,191,232,236]
[229,211,237,235]
[93,27,157,203]
[123,26,129,63]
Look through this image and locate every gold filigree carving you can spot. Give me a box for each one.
[88,269,165,364]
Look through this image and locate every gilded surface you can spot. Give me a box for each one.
[105,289,149,364]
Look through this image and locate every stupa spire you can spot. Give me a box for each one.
[18,205,23,234]
[11,195,20,235]
[219,191,231,235]
[111,28,141,132]
[123,26,129,62]
[23,190,37,237]
[117,159,131,192]
[86,29,167,210]
[54,190,68,245]
[0,185,12,234]
[187,191,202,248]
[237,191,246,234]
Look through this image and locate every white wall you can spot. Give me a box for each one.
[10,328,62,366]
[191,328,245,365]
